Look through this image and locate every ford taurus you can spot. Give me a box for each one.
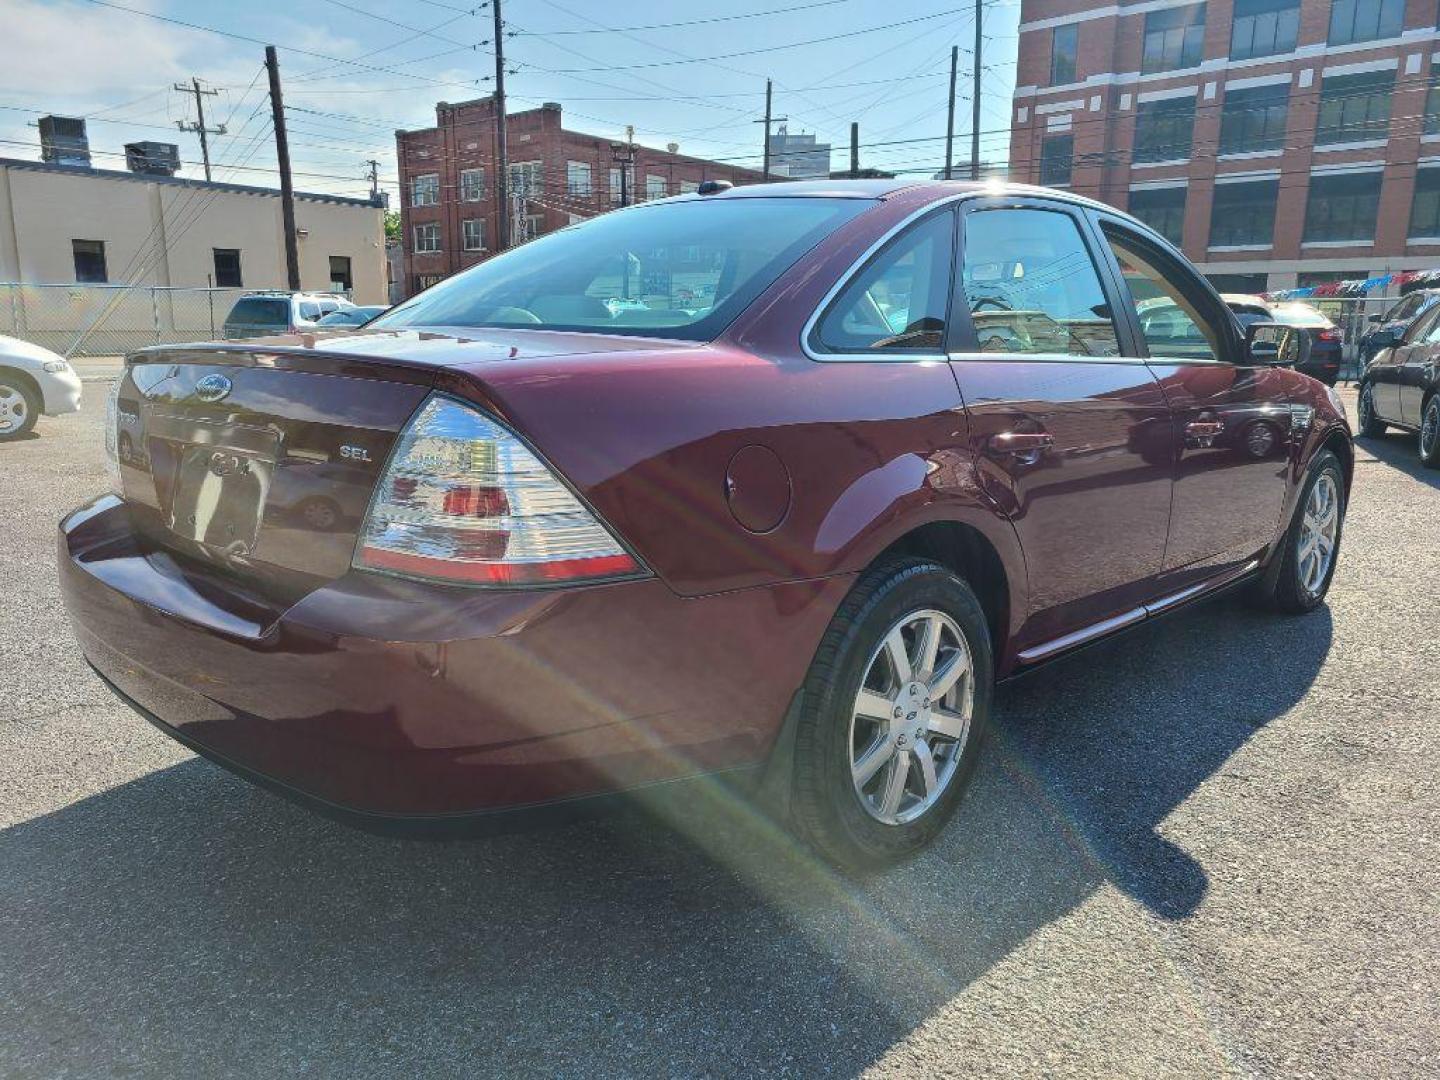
[59,181,1352,869]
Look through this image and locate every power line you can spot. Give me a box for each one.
[512,0,858,36]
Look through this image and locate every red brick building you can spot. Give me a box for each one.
[1009,0,1440,293]
[395,98,763,298]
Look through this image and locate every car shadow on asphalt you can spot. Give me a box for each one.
[0,596,1332,1076]
[1356,429,1440,491]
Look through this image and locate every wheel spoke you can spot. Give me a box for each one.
[915,615,942,680]
[884,626,912,683]
[852,738,893,788]
[928,706,968,741]
[1303,513,1321,534]
[878,752,910,817]
[928,649,967,700]
[913,739,938,796]
[854,688,894,722]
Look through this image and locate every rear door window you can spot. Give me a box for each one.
[957,206,1120,357]
[813,211,955,354]
[1102,226,1227,362]
[224,298,288,327]
[299,302,322,320]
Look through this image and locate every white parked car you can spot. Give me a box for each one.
[0,335,82,440]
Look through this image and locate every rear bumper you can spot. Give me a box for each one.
[60,495,848,820]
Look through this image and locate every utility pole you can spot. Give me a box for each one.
[944,46,958,180]
[850,122,859,178]
[364,158,382,205]
[493,0,510,250]
[265,46,301,291]
[755,79,788,182]
[971,0,982,180]
[174,77,225,181]
[612,135,636,208]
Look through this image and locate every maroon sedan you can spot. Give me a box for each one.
[60,181,1351,869]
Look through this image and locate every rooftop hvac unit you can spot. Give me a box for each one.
[125,141,181,177]
[39,115,90,167]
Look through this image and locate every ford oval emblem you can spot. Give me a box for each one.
[194,373,232,403]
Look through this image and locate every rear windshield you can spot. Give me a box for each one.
[372,197,871,340]
[1271,303,1332,328]
[225,298,289,326]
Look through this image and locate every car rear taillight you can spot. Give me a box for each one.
[1317,328,1341,342]
[354,394,643,586]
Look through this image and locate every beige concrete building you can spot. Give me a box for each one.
[0,157,387,303]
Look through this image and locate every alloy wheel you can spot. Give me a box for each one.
[848,609,974,826]
[0,382,28,434]
[1358,386,1374,429]
[1423,398,1440,459]
[1297,473,1339,598]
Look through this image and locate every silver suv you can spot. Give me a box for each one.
[221,291,355,340]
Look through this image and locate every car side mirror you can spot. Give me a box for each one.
[1369,327,1397,347]
[1245,322,1308,367]
[1367,312,1383,324]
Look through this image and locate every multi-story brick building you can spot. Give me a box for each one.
[1009,0,1440,293]
[395,98,762,298]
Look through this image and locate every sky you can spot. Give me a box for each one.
[0,0,1021,204]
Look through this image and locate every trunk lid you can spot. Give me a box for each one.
[115,344,436,603]
[112,331,679,604]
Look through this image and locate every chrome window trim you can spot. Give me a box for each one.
[802,192,976,364]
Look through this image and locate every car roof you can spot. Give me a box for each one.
[686,179,1118,213]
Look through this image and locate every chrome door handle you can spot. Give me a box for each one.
[988,431,1054,453]
[1185,420,1225,438]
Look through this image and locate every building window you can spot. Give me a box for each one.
[1219,83,1289,154]
[1039,133,1073,185]
[212,248,242,288]
[1316,69,1394,146]
[608,166,625,206]
[1328,0,1403,46]
[1206,272,1268,293]
[1303,172,1381,243]
[1128,186,1187,246]
[566,160,592,197]
[679,180,699,194]
[462,218,485,251]
[414,222,441,253]
[460,168,485,202]
[1409,167,1440,237]
[1141,4,1206,74]
[1134,97,1196,163]
[1050,24,1078,85]
[1425,62,1440,136]
[329,255,352,292]
[410,173,439,207]
[509,160,543,198]
[1209,179,1278,247]
[1229,0,1298,60]
[524,213,545,240]
[72,239,106,283]
[645,175,668,201]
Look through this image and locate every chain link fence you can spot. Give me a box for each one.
[0,283,248,357]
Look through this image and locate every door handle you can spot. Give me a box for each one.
[1185,420,1225,438]
[988,430,1054,465]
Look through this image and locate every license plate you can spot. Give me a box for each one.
[162,427,279,556]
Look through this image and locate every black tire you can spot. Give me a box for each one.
[0,372,39,441]
[1356,382,1387,438]
[791,558,993,872]
[1419,395,1440,469]
[1254,450,1346,615]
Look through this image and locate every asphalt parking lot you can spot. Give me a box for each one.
[1,382,1436,1078]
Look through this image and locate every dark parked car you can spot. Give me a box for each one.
[60,182,1352,869]
[1223,296,1342,386]
[1359,289,1440,366]
[1357,299,1440,466]
[317,305,388,328]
